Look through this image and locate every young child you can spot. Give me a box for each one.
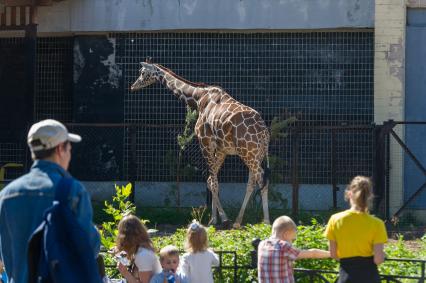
[325,176,387,283]
[149,245,188,283]
[115,214,161,283]
[258,215,330,283]
[179,221,219,283]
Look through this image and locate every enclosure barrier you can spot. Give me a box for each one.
[103,239,426,282]
[104,253,426,283]
[374,120,426,222]
[63,122,376,211]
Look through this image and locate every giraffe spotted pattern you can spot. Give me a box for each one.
[131,60,270,228]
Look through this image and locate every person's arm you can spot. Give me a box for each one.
[373,243,385,265]
[72,181,101,258]
[118,262,140,283]
[328,240,338,260]
[138,271,154,283]
[209,249,220,267]
[373,219,387,265]
[297,249,330,259]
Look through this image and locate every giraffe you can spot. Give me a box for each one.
[131,59,270,228]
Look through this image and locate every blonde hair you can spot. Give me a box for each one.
[272,215,297,237]
[116,214,155,257]
[159,245,180,261]
[184,220,208,253]
[345,176,373,212]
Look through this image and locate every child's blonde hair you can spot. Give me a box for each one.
[345,176,373,212]
[159,245,180,261]
[272,215,297,237]
[116,214,155,257]
[184,220,208,253]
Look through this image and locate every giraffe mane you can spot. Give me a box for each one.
[155,64,210,88]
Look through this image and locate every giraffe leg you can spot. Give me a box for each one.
[207,173,228,225]
[259,177,270,225]
[200,146,228,226]
[207,175,218,225]
[234,171,256,228]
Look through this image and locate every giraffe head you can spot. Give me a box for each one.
[130,61,158,91]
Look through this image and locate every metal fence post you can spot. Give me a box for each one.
[129,126,137,203]
[291,128,300,218]
[331,129,338,209]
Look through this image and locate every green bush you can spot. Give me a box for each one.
[99,184,425,282]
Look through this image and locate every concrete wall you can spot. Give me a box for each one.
[374,0,406,217]
[36,0,374,33]
[85,181,349,210]
[374,0,426,215]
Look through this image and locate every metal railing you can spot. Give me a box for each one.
[104,252,426,283]
[103,238,426,283]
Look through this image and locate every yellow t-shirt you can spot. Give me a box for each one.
[324,210,387,259]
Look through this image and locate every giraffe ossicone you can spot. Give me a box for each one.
[131,59,271,228]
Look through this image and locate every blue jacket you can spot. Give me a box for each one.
[0,160,100,283]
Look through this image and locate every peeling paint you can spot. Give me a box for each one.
[237,1,247,21]
[100,38,122,89]
[182,0,198,14]
[389,66,404,82]
[73,42,85,84]
[385,40,404,82]
[347,0,362,22]
[386,41,404,62]
[38,0,374,32]
[142,0,154,15]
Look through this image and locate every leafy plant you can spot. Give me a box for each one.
[99,183,140,251]
[190,205,209,225]
[270,116,297,141]
[148,221,425,282]
[177,106,198,151]
[175,106,198,207]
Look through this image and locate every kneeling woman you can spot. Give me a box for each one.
[325,176,387,283]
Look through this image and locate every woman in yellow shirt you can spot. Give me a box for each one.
[325,176,387,283]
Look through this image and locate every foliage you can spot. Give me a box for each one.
[262,115,297,210]
[270,116,297,141]
[99,183,146,277]
[100,183,138,251]
[190,205,209,225]
[99,186,425,281]
[380,235,421,279]
[148,221,426,282]
[177,106,198,151]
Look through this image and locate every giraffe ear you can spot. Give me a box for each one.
[146,56,152,64]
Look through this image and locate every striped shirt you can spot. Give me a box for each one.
[258,237,300,283]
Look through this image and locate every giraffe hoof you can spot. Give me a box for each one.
[232,223,241,229]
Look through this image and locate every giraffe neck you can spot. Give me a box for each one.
[154,64,206,109]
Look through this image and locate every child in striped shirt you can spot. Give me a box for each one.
[258,216,330,283]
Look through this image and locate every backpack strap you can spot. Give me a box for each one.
[55,177,74,204]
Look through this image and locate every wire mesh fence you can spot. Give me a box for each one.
[6,31,417,225]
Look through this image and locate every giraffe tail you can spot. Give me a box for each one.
[261,155,271,190]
